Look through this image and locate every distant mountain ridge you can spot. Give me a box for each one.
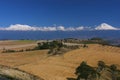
[0,23,119,31]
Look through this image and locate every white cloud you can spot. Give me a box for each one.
[76,26,84,30]
[37,27,57,31]
[66,27,76,31]
[57,26,65,31]
[0,23,119,31]
[5,24,36,31]
[0,24,85,31]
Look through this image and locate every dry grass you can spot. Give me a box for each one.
[0,40,37,52]
[0,41,119,80]
[0,65,43,80]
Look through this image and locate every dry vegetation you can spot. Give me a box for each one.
[0,65,43,80]
[0,40,120,80]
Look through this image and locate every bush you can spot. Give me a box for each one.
[25,48,33,51]
[90,37,103,41]
[18,49,24,52]
[2,49,16,53]
[83,44,88,48]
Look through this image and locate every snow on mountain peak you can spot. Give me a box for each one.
[95,23,118,30]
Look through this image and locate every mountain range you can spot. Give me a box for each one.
[0,23,119,31]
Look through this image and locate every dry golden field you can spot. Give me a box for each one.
[0,41,120,80]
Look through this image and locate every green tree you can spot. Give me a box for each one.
[110,64,117,80]
[97,61,106,72]
[75,61,100,80]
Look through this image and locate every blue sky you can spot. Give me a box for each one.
[0,0,120,27]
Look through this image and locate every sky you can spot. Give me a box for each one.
[0,0,120,28]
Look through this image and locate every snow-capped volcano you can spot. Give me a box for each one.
[95,23,118,30]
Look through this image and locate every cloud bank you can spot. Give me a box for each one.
[0,23,119,31]
[0,24,86,31]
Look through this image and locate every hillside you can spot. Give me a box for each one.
[0,42,120,80]
[0,65,43,80]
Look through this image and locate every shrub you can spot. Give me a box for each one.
[83,44,88,48]
[97,61,106,72]
[2,49,16,53]
[90,37,103,41]
[18,49,24,52]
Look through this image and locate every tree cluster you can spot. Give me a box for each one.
[35,41,64,50]
[75,61,120,80]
